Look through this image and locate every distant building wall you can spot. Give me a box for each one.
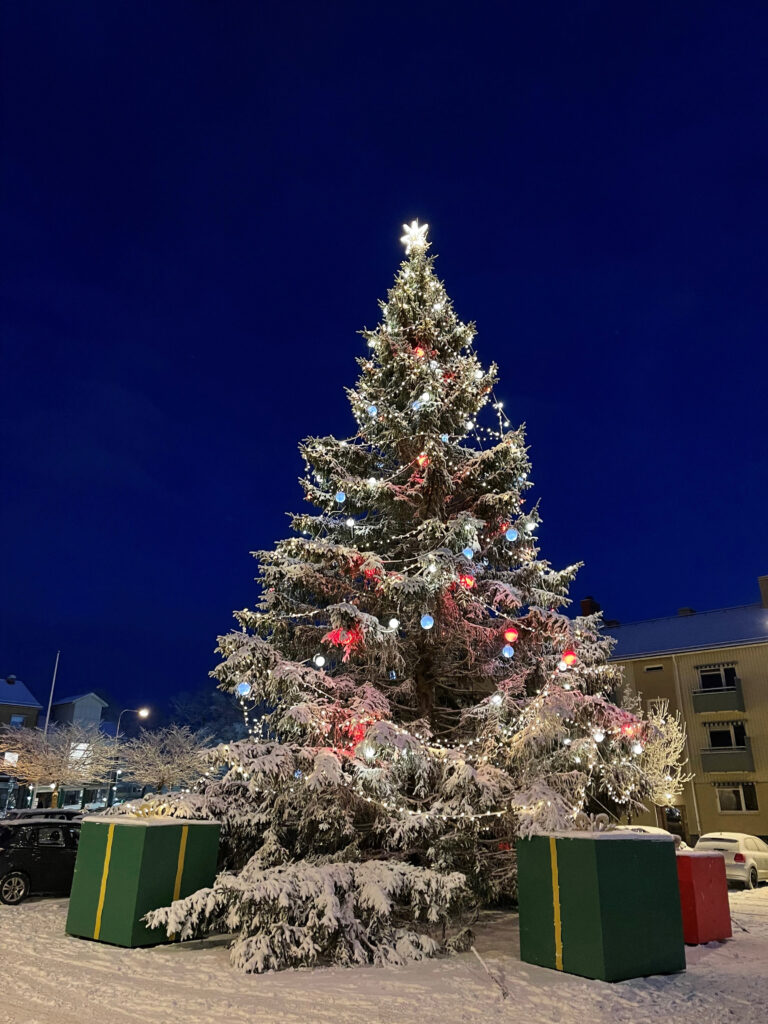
[616,640,768,841]
[0,704,39,728]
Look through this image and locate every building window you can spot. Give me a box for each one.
[707,722,747,749]
[643,665,663,672]
[698,665,737,690]
[9,715,25,727]
[716,783,759,813]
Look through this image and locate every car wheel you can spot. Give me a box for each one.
[0,872,30,905]
[746,866,759,890]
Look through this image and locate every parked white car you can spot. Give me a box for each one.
[614,825,689,849]
[694,832,768,889]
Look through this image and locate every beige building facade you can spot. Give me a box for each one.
[608,576,768,843]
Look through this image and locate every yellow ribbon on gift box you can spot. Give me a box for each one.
[549,836,563,971]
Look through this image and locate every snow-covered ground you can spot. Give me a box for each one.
[1,888,767,1024]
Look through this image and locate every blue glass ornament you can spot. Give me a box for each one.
[412,400,422,411]
[335,491,346,503]
[420,614,434,630]
[502,645,515,658]
[440,434,449,442]
[236,682,252,696]
[294,769,303,779]
[462,546,474,559]
[389,670,397,680]
[367,404,377,416]
[505,527,519,542]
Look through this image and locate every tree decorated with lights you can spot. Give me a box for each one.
[148,222,687,972]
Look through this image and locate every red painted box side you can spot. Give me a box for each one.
[676,852,732,945]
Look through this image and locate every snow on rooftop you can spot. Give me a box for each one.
[0,676,42,708]
[52,692,109,706]
[606,603,768,659]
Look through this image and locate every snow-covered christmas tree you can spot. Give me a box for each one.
[147,221,688,971]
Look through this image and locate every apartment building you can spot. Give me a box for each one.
[605,575,768,843]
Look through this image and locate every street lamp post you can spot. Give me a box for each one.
[106,707,149,808]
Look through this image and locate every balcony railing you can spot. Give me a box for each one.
[692,677,744,713]
[700,738,754,773]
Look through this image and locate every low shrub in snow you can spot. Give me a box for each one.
[145,859,468,972]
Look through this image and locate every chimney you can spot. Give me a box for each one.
[760,575,768,609]
[580,596,601,616]
[677,607,696,617]
[5,674,16,685]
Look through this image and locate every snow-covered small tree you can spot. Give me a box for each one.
[0,722,114,801]
[150,222,687,971]
[118,725,210,794]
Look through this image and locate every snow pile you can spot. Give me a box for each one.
[2,890,768,1024]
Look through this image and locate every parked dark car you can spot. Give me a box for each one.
[0,819,81,904]
[3,808,83,822]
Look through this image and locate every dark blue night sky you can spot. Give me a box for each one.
[2,2,767,711]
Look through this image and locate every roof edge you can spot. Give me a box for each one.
[610,635,768,661]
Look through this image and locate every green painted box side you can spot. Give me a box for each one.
[516,836,556,968]
[127,825,178,946]
[557,836,604,978]
[179,823,220,895]
[596,839,685,981]
[66,820,220,948]
[517,834,686,983]
[98,825,147,946]
[65,820,112,939]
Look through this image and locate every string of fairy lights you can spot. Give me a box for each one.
[219,647,651,824]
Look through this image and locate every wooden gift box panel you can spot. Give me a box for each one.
[66,816,220,947]
[517,832,685,982]
[676,850,732,945]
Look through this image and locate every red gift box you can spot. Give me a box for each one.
[676,851,732,945]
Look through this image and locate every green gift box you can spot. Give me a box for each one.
[516,832,685,982]
[66,816,220,947]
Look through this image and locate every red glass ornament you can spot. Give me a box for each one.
[562,650,577,666]
[458,573,476,590]
[322,623,365,662]
[413,345,426,358]
[416,453,429,469]
[503,627,519,643]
